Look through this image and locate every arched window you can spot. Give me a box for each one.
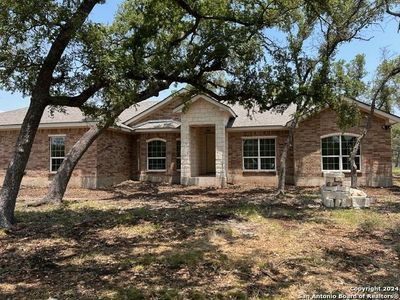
[147,139,166,171]
[321,134,361,171]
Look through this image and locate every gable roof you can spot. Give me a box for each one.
[173,94,237,117]
[123,89,295,129]
[123,89,187,126]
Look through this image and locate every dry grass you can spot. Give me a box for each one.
[0,181,399,299]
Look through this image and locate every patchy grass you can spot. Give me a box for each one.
[1,183,399,299]
[393,167,400,176]
[326,209,396,231]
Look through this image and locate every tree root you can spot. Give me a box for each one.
[26,198,62,207]
[275,189,285,198]
[0,214,14,229]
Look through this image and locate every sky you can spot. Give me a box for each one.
[1,2,400,112]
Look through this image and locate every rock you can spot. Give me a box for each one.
[350,188,367,197]
[321,185,370,208]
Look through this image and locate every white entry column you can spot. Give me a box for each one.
[215,121,227,187]
[180,122,191,185]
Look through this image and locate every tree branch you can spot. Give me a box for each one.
[385,0,400,17]
[34,0,101,97]
[49,80,105,107]
[173,0,261,27]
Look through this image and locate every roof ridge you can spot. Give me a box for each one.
[0,107,28,114]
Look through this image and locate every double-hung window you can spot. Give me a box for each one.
[50,136,65,172]
[321,134,361,171]
[176,139,181,171]
[147,139,166,171]
[243,137,276,171]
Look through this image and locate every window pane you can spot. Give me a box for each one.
[51,137,65,157]
[322,157,340,170]
[321,136,340,156]
[341,135,360,156]
[243,139,258,157]
[260,158,275,170]
[260,139,275,156]
[342,156,360,170]
[148,140,166,158]
[51,158,64,172]
[176,140,181,158]
[148,158,166,170]
[244,158,258,170]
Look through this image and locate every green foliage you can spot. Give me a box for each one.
[374,57,400,112]
[332,54,367,99]
[392,124,400,168]
[334,100,361,132]
[0,0,388,122]
[0,0,107,97]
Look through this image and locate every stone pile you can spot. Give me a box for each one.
[321,172,371,208]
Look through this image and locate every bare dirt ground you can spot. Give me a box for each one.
[0,181,399,299]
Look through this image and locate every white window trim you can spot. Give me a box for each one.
[242,137,277,172]
[48,134,67,137]
[147,138,167,172]
[49,135,66,174]
[176,138,181,171]
[320,133,362,173]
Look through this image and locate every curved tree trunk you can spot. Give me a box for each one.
[0,100,47,228]
[40,125,107,204]
[38,84,171,206]
[276,117,298,196]
[395,147,400,168]
[349,131,365,188]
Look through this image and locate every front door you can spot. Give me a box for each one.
[205,133,216,174]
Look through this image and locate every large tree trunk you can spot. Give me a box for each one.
[40,125,107,204]
[0,100,47,228]
[276,117,298,196]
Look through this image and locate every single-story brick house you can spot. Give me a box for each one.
[1,90,399,188]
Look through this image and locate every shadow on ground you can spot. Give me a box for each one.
[0,183,399,299]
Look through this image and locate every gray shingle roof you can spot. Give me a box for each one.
[0,101,158,127]
[0,107,89,126]
[228,103,295,127]
[0,97,295,129]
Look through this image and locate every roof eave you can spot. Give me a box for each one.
[134,128,181,133]
[345,97,400,124]
[0,121,97,130]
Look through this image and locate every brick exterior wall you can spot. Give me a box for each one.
[227,130,294,185]
[136,132,181,183]
[0,104,393,189]
[96,130,134,187]
[0,128,98,188]
[293,108,392,187]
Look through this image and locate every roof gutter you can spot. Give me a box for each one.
[227,126,288,131]
[0,121,133,133]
